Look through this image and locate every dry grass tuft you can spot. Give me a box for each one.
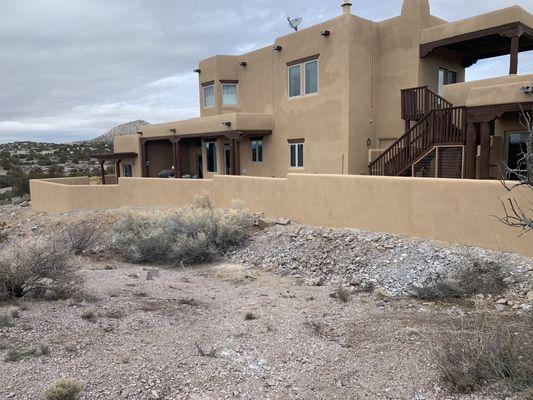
[244,311,257,320]
[43,378,84,400]
[63,219,106,255]
[194,341,219,358]
[436,316,533,394]
[4,343,50,362]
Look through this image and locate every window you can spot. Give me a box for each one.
[305,60,318,94]
[222,84,238,106]
[438,68,457,95]
[251,139,263,162]
[288,58,319,98]
[288,65,301,97]
[205,141,217,172]
[123,164,133,177]
[203,85,215,108]
[289,141,304,168]
[507,131,530,180]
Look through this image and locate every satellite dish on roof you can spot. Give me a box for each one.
[287,17,303,31]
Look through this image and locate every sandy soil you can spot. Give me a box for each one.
[0,258,527,400]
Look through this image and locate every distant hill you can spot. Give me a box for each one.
[92,120,150,143]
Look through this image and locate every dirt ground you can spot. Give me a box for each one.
[0,258,527,400]
[0,205,531,400]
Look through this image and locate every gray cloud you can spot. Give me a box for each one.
[0,0,532,142]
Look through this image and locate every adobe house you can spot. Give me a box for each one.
[96,0,533,181]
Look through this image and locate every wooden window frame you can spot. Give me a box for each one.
[289,141,304,168]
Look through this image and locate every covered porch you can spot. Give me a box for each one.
[91,152,137,184]
[134,112,273,179]
[420,10,533,74]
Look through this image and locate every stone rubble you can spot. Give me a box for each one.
[230,223,533,304]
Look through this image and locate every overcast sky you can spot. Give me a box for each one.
[0,0,532,143]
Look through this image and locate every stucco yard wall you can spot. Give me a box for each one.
[30,175,533,256]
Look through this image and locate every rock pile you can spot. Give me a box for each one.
[230,223,533,302]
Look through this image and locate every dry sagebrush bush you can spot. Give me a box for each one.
[63,219,106,255]
[43,379,84,400]
[113,199,255,266]
[436,316,533,394]
[0,237,81,300]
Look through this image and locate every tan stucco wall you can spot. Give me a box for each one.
[442,74,533,107]
[30,174,533,257]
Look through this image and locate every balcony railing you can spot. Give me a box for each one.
[401,86,453,121]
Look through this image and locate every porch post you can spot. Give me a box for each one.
[141,141,148,177]
[234,139,241,176]
[478,122,491,179]
[229,139,236,175]
[115,159,121,180]
[464,123,477,179]
[509,35,519,75]
[171,138,181,179]
[100,161,106,185]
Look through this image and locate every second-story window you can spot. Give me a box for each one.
[288,56,319,98]
[288,65,301,97]
[222,84,238,106]
[203,85,215,108]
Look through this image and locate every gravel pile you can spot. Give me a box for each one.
[230,223,533,298]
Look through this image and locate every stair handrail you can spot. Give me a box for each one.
[369,109,436,173]
[401,86,453,121]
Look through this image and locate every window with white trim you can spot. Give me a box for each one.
[251,139,263,162]
[288,58,319,98]
[203,85,215,108]
[222,84,238,106]
[289,141,304,168]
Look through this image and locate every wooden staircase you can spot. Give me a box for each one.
[369,86,466,177]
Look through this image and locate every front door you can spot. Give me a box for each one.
[224,144,231,175]
[507,131,530,180]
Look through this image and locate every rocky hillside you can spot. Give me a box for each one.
[92,120,150,143]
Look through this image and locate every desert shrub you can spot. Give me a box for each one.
[43,378,84,400]
[80,309,95,321]
[113,214,174,263]
[168,233,218,265]
[0,221,8,244]
[245,311,257,320]
[194,341,219,358]
[0,238,81,301]
[63,219,105,255]
[5,343,50,362]
[113,200,254,266]
[304,318,328,336]
[436,317,533,394]
[410,257,507,300]
[0,313,14,327]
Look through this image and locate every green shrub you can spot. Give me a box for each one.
[43,378,84,400]
[0,313,14,327]
[113,199,254,266]
[0,238,81,301]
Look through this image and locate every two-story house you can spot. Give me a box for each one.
[96,0,533,182]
